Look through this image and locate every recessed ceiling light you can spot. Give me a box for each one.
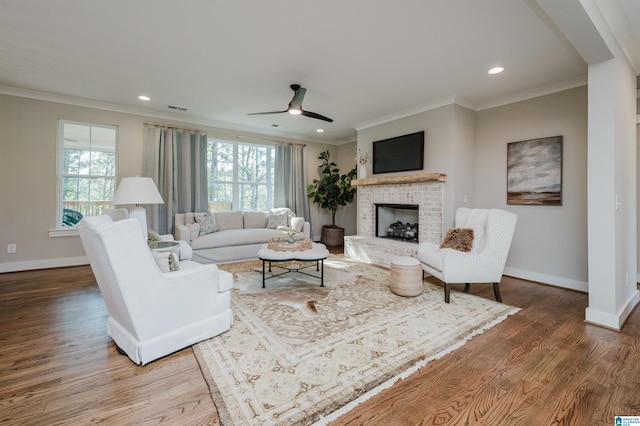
[316,129,324,133]
[138,95,151,101]
[488,66,504,75]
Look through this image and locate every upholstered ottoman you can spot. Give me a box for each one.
[389,256,423,296]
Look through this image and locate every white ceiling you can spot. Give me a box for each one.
[0,0,637,144]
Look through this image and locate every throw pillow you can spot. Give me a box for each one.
[194,212,217,236]
[440,228,474,252]
[147,228,162,243]
[151,251,180,272]
[267,211,288,229]
[270,208,295,226]
[186,223,201,241]
[290,216,305,233]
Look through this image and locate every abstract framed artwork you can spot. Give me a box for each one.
[507,136,563,206]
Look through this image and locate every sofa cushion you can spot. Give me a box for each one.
[267,211,288,229]
[270,207,295,226]
[191,228,285,250]
[244,211,269,229]
[417,242,447,272]
[214,211,244,231]
[194,212,217,236]
[290,217,305,233]
[184,212,195,225]
[186,223,200,241]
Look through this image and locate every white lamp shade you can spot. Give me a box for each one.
[112,177,164,206]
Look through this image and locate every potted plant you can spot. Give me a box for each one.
[308,150,357,247]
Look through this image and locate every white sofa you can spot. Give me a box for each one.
[175,208,311,263]
[78,215,234,365]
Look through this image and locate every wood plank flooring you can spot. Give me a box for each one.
[1,262,639,425]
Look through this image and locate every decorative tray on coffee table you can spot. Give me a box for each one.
[268,237,313,252]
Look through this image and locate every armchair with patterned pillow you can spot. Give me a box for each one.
[417,207,517,303]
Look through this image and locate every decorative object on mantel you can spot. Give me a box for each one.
[308,150,357,247]
[507,136,562,206]
[356,148,371,179]
[268,237,313,251]
[352,172,447,186]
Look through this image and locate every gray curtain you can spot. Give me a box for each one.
[143,125,208,234]
[274,144,311,226]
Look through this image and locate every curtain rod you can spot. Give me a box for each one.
[143,121,306,147]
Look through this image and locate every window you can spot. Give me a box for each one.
[58,120,117,227]
[207,139,274,211]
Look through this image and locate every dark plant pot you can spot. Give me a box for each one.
[321,225,344,247]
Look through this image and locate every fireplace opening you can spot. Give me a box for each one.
[375,203,419,243]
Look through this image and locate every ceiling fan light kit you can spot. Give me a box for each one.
[249,84,333,123]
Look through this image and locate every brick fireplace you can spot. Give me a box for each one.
[344,173,446,268]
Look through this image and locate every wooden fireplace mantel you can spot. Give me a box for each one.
[352,173,447,187]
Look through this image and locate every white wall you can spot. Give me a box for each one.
[335,141,357,237]
[0,95,146,269]
[0,94,333,271]
[305,143,340,240]
[355,87,589,290]
[357,104,458,229]
[476,86,589,290]
[451,104,477,212]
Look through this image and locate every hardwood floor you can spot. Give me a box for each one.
[1,262,639,425]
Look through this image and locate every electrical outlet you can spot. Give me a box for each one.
[626,272,630,287]
[7,244,16,254]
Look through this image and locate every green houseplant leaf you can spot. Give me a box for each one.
[308,150,357,227]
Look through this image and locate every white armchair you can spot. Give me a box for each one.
[77,215,233,365]
[417,207,517,303]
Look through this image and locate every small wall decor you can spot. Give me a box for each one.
[507,136,562,206]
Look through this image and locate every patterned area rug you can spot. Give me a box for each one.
[193,257,520,426]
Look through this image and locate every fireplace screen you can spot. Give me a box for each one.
[375,203,419,243]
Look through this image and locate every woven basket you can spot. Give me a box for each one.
[390,260,423,297]
[320,226,344,247]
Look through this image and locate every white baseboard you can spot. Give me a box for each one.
[585,290,640,331]
[0,256,88,273]
[503,266,588,293]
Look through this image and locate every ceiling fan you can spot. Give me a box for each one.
[248,84,333,123]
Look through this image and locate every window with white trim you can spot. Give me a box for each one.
[207,139,274,211]
[57,120,117,227]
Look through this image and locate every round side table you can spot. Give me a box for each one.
[148,240,180,258]
[389,256,423,297]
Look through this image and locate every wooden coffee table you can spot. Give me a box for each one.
[257,242,329,288]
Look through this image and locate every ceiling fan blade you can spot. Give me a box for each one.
[301,110,334,123]
[247,110,287,116]
[289,87,306,109]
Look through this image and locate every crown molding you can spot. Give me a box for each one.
[353,76,590,132]
[354,95,476,131]
[0,76,593,142]
[0,85,344,146]
[476,75,588,111]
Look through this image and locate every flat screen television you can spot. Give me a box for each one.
[372,131,424,174]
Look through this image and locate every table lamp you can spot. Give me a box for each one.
[111,176,164,239]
